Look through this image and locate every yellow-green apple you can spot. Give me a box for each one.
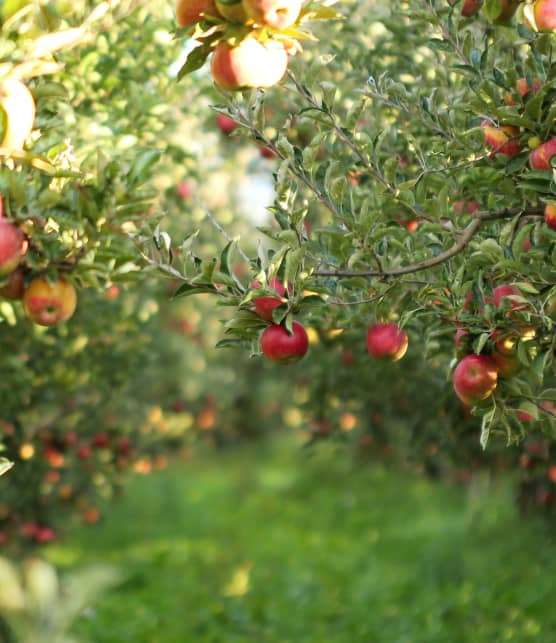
[529,138,556,170]
[482,121,522,158]
[0,78,36,150]
[0,219,24,277]
[242,0,301,29]
[253,277,286,321]
[452,354,498,405]
[261,321,309,364]
[505,78,542,106]
[366,323,409,361]
[0,267,24,299]
[210,37,288,90]
[545,204,556,230]
[215,0,247,22]
[176,0,217,26]
[216,113,239,134]
[23,277,77,326]
[533,0,556,31]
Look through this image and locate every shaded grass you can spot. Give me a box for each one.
[47,440,556,643]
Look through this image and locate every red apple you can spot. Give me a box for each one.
[176,181,192,200]
[453,354,498,405]
[216,113,238,135]
[544,204,556,230]
[23,277,77,326]
[0,219,24,277]
[253,277,286,321]
[505,78,542,106]
[176,0,218,26]
[92,432,109,448]
[454,200,480,215]
[482,121,522,158]
[259,144,277,159]
[260,321,309,364]
[533,0,556,31]
[0,268,24,300]
[242,0,302,29]
[492,284,527,312]
[35,526,55,543]
[529,138,556,170]
[210,38,288,91]
[76,444,92,460]
[366,323,409,362]
[461,0,481,16]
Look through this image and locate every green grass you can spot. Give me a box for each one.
[47,439,556,643]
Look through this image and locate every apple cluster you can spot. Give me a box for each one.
[174,0,328,90]
[0,210,77,327]
[451,284,541,407]
[456,0,556,32]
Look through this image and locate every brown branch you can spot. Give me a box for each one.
[313,206,544,279]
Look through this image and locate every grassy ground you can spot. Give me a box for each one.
[47,439,556,643]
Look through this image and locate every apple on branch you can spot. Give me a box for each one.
[452,354,498,405]
[482,121,522,158]
[175,0,218,26]
[23,277,77,326]
[0,219,24,277]
[366,323,409,362]
[260,321,309,364]
[529,138,556,170]
[242,0,302,29]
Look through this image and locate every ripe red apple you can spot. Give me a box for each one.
[176,0,218,26]
[242,0,302,29]
[533,0,556,31]
[482,121,522,158]
[492,284,527,312]
[259,144,277,159]
[76,444,92,460]
[253,277,286,321]
[366,323,409,362]
[260,321,309,364]
[491,349,521,377]
[35,526,55,543]
[544,204,556,230]
[529,138,556,170]
[210,38,288,90]
[23,277,77,326]
[0,268,24,300]
[215,0,247,22]
[0,219,24,277]
[176,181,192,200]
[216,113,239,135]
[454,200,480,215]
[461,0,481,16]
[493,0,519,23]
[92,432,109,448]
[453,354,498,405]
[505,78,542,106]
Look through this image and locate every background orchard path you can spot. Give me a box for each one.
[46,439,556,643]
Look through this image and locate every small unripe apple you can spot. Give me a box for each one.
[366,323,409,362]
[533,0,556,32]
[23,277,77,326]
[242,0,302,29]
[482,121,522,158]
[253,278,286,321]
[0,268,24,300]
[216,113,238,135]
[176,0,218,26]
[529,138,556,170]
[545,204,556,230]
[215,0,248,22]
[452,354,498,405]
[261,321,309,364]
[210,38,288,91]
[0,219,24,277]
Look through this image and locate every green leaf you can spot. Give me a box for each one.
[177,41,213,81]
